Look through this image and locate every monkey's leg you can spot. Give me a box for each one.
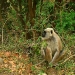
[55,50,66,63]
[45,47,52,67]
[45,47,52,63]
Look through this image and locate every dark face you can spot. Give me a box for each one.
[42,31,46,37]
[41,28,54,40]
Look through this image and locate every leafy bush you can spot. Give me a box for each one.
[55,10,75,33]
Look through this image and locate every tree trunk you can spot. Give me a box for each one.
[27,0,37,42]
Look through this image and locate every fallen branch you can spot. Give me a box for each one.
[33,59,45,66]
[33,54,75,67]
[60,54,75,65]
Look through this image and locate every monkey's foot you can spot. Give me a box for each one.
[49,62,59,67]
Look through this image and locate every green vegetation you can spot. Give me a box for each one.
[0,0,75,75]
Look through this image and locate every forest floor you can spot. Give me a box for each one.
[0,46,75,75]
[0,50,33,75]
[0,50,47,75]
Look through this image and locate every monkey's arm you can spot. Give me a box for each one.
[41,47,46,57]
[41,41,47,57]
[45,47,52,63]
[50,50,60,64]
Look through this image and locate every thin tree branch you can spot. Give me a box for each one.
[61,54,75,64]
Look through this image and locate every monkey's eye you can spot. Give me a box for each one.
[51,30,53,34]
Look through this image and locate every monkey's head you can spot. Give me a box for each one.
[42,28,54,40]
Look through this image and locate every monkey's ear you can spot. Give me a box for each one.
[51,30,53,34]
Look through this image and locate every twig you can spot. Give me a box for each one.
[1,19,9,46]
[33,59,45,66]
[2,26,3,45]
[60,54,75,65]
[33,54,75,67]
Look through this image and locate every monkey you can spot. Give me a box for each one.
[41,28,66,65]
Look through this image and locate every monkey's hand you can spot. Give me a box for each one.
[41,41,47,48]
[41,41,47,57]
[41,49,45,57]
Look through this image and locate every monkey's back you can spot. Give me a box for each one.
[47,32,62,53]
[53,32,62,52]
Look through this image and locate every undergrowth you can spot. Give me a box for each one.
[0,32,75,75]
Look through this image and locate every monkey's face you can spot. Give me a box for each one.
[42,28,54,40]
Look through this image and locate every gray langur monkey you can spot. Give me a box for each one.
[41,28,65,64]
